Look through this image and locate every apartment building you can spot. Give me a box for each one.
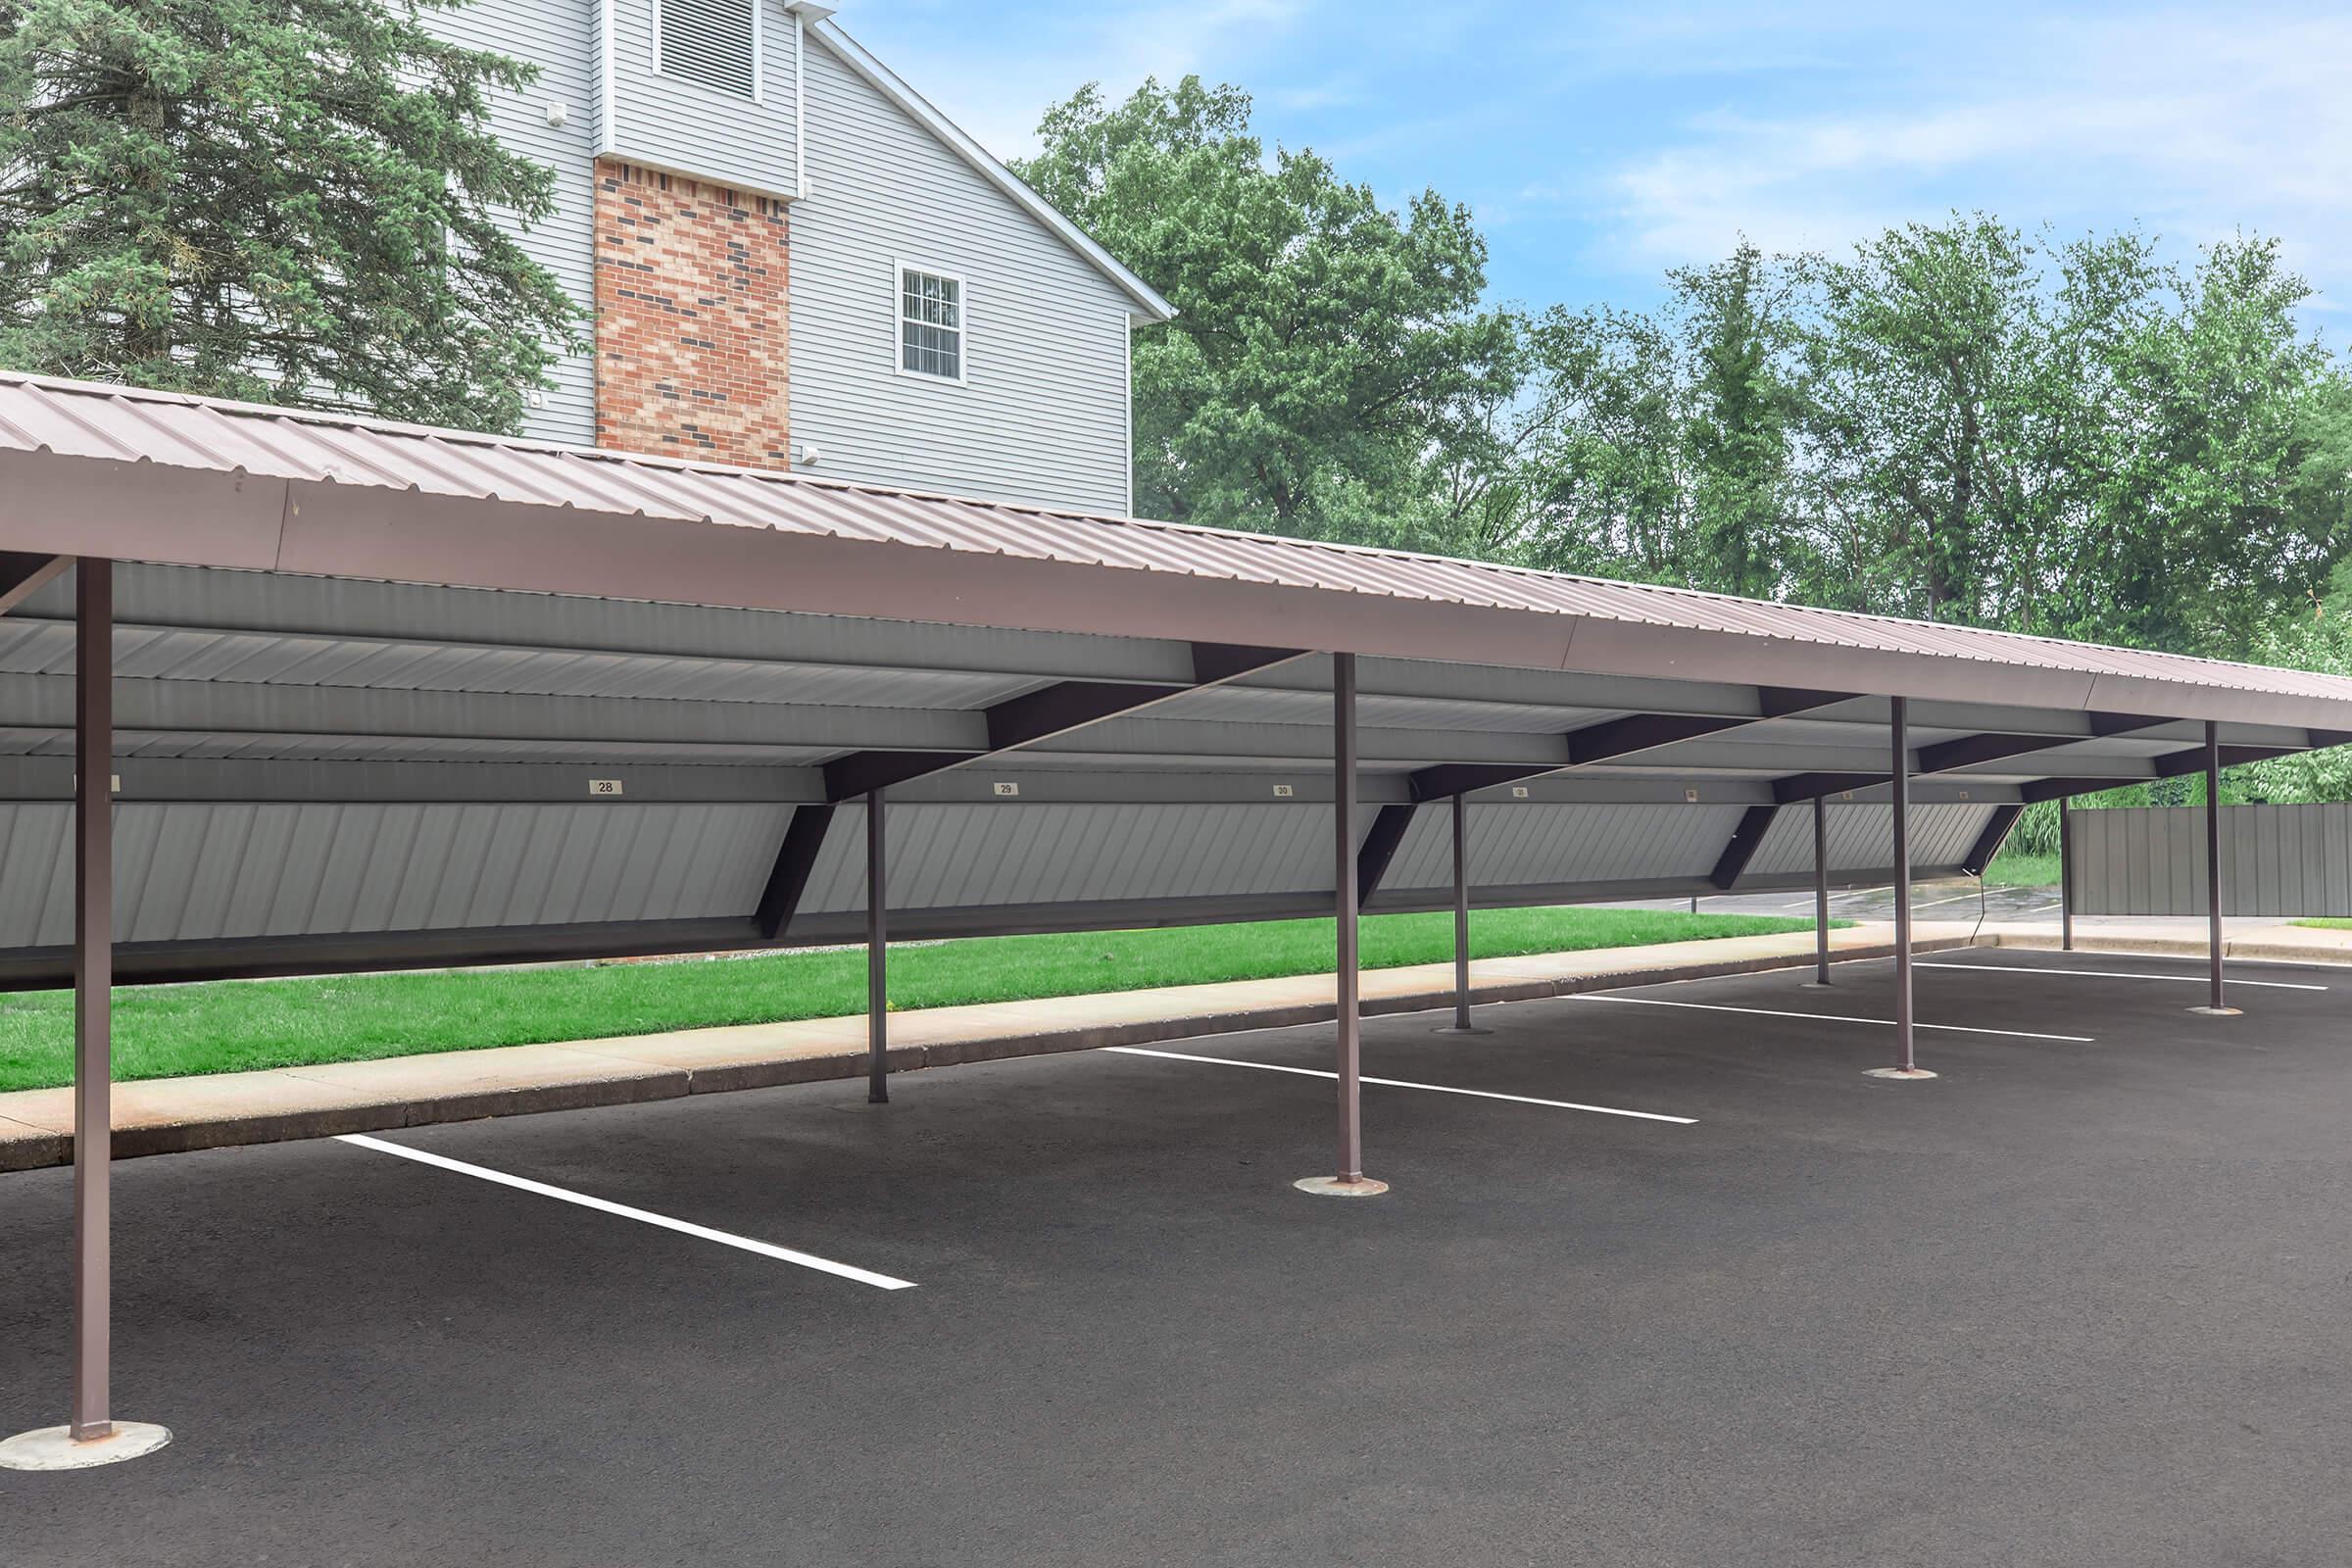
[431,0,1174,513]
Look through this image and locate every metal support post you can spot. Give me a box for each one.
[2059,797,2074,952]
[867,789,889,1102]
[1298,653,1385,1196]
[1866,695,1933,1080]
[1807,793,1832,986]
[2193,722,2237,1016]
[1,559,171,1471]
[72,558,112,1441]
[1434,792,1489,1035]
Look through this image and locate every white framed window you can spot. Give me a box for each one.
[896,263,966,383]
[654,0,761,101]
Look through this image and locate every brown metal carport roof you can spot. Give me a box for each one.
[6,371,2352,725]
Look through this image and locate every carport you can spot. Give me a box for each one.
[4,370,2350,1465]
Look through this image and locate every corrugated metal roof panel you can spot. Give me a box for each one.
[0,615,1047,708]
[6,371,2349,711]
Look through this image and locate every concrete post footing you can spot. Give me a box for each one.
[0,1421,171,1471]
[1294,1175,1389,1198]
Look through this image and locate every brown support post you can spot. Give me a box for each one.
[866,789,889,1102]
[1451,792,1471,1028]
[1434,792,1488,1035]
[4,560,169,1469]
[2193,722,2237,1016]
[73,559,112,1441]
[2059,797,2074,952]
[1867,696,1932,1080]
[1806,793,1832,987]
[1298,652,1385,1196]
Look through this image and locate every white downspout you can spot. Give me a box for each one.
[599,0,618,155]
[791,8,811,199]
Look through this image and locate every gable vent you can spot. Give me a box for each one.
[657,0,760,99]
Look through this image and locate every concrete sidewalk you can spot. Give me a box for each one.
[0,921,1965,1172]
[1984,917,2352,964]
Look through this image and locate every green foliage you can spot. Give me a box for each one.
[0,0,580,429]
[2237,589,2352,803]
[1507,245,1806,590]
[1011,77,1518,548]
[1019,76,2347,669]
[1514,219,2338,655]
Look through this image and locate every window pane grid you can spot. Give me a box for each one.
[899,269,962,380]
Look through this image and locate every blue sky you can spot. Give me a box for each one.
[838,0,2352,326]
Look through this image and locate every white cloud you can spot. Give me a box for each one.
[1598,7,2352,311]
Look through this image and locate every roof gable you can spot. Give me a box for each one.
[808,17,1176,322]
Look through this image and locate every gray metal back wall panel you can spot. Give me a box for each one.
[788,35,1136,513]
[421,0,600,446]
[1382,804,1746,893]
[801,804,1348,914]
[0,803,788,946]
[0,804,72,950]
[1743,802,1993,880]
[2072,804,2352,916]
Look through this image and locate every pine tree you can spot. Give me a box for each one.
[0,0,579,431]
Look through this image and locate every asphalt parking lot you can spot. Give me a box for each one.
[4,948,2348,1567]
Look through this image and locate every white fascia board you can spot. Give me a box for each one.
[807,19,1178,323]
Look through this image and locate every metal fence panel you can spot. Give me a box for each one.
[2071,803,2352,916]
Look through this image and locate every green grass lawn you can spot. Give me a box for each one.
[0,905,1834,1092]
[1983,850,2059,888]
[2291,917,2352,931]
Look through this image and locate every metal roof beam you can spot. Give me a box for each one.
[1031,720,1570,770]
[1407,687,1853,802]
[1959,804,2026,876]
[2018,742,2310,803]
[754,803,836,940]
[1771,771,1884,805]
[0,672,988,753]
[1354,803,1419,900]
[1769,714,2181,805]
[9,564,1208,687]
[817,643,1303,799]
[1707,804,1781,890]
[1914,713,2173,773]
[0,552,67,616]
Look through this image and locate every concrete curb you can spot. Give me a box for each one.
[0,933,1969,1173]
[1981,930,2352,965]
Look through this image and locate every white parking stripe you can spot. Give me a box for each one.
[1917,960,2325,991]
[1983,945,2335,970]
[337,1134,917,1290]
[1101,1046,1694,1124]
[1910,891,1983,909]
[1783,883,1892,909]
[1569,993,2093,1043]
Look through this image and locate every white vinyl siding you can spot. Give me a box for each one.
[789,34,1134,512]
[421,0,600,447]
[606,0,798,197]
